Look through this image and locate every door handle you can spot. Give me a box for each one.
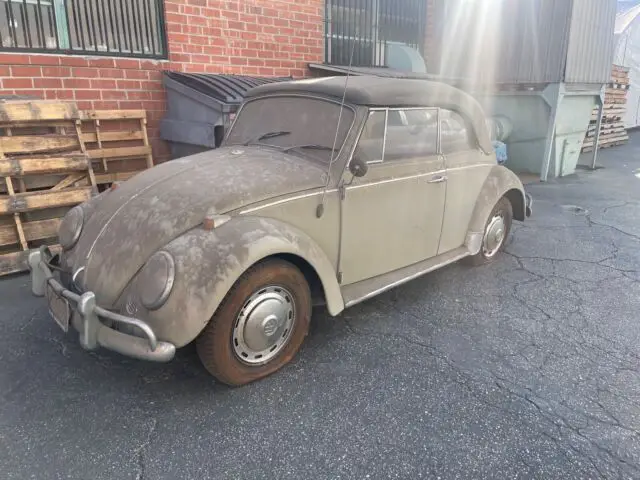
[427,175,447,184]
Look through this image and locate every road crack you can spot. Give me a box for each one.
[133,417,157,480]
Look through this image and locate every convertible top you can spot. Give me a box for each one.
[245,75,493,154]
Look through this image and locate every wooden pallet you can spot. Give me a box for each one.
[582,133,629,152]
[80,110,154,189]
[0,100,98,275]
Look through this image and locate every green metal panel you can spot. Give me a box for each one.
[472,87,597,178]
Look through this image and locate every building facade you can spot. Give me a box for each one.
[0,0,434,160]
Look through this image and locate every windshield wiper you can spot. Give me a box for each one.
[244,130,291,146]
[282,144,337,153]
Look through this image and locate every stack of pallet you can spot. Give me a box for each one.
[582,65,631,153]
[0,100,154,276]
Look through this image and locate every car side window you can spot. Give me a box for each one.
[384,109,438,161]
[440,109,473,154]
[355,111,386,163]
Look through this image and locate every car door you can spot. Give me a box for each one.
[438,109,494,254]
[338,108,447,285]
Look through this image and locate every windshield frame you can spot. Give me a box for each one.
[223,93,358,165]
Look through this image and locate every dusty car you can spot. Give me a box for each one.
[29,75,532,386]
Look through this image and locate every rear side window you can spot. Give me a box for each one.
[440,110,474,154]
[384,109,438,161]
[355,108,438,164]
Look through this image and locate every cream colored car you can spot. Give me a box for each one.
[29,76,532,386]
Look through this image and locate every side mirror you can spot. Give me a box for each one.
[349,156,369,177]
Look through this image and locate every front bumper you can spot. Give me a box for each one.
[525,192,533,217]
[28,246,176,362]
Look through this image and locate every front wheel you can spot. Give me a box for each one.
[196,259,311,386]
[465,196,513,266]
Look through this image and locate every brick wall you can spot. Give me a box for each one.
[0,0,325,161]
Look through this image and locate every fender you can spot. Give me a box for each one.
[146,216,344,347]
[465,165,527,255]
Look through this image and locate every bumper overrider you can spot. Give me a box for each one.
[28,246,176,362]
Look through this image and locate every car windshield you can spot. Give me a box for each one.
[225,96,355,163]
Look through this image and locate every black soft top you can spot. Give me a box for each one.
[245,75,493,154]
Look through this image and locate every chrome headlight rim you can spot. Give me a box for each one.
[139,251,176,311]
[59,206,84,251]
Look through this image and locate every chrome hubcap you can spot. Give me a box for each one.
[233,286,295,365]
[482,214,506,258]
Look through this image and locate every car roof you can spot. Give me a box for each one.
[245,75,493,154]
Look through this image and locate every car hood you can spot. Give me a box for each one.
[71,146,326,304]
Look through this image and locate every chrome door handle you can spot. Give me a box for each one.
[427,175,447,184]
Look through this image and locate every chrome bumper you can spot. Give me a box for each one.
[28,246,176,363]
[525,193,533,217]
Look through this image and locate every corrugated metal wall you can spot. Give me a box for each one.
[565,0,618,84]
[433,0,616,85]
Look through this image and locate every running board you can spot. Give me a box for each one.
[341,247,470,308]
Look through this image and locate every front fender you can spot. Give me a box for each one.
[147,216,344,347]
[465,165,526,255]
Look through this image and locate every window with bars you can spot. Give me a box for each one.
[0,0,166,58]
[324,0,428,67]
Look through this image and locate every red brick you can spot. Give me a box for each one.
[76,101,93,110]
[3,78,33,89]
[0,66,10,76]
[102,90,127,100]
[60,57,89,67]
[92,101,120,110]
[125,69,149,80]
[13,89,40,97]
[42,66,71,77]
[90,79,117,89]
[88,58,116,68]
[117,80,141,90]
[166,13,188,24]
[118,101,144,109]
[28,55,61,66]
[64,78,91,88]
[34,78,63,88]
[75,90,101,100]
[72,67,99,77]
[0,53,31,65]
[191,54,211,64]
[11,66,41,77]
[139,60,167,71]
[183,63,206,73]
[127,91,152,100]
[113,58,141,69]
[52,89,74,100]
[99,68,125,78]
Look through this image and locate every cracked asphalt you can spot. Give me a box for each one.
[2,135,640,480]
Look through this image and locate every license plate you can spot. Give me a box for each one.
[46,283,70,333]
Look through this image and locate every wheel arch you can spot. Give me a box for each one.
[465,165,526,254]
[150,216,344,347]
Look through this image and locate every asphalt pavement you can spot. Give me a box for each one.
[2,135,640,479]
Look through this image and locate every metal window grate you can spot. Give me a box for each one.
[324,0,428,67]
[0,0,166,58]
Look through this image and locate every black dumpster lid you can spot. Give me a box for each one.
[163,72,292,105]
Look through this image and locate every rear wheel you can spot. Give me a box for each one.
[465,197,513,266]
[196,259,311,386]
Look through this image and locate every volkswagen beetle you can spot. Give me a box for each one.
[29,76,532,386]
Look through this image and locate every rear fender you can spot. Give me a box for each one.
[150,216,344,347]
[465,165,526,255]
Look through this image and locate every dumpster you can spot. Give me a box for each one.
[160,72,291,159]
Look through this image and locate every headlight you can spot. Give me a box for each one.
[138,251,175,310]
[59,206,84,251]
